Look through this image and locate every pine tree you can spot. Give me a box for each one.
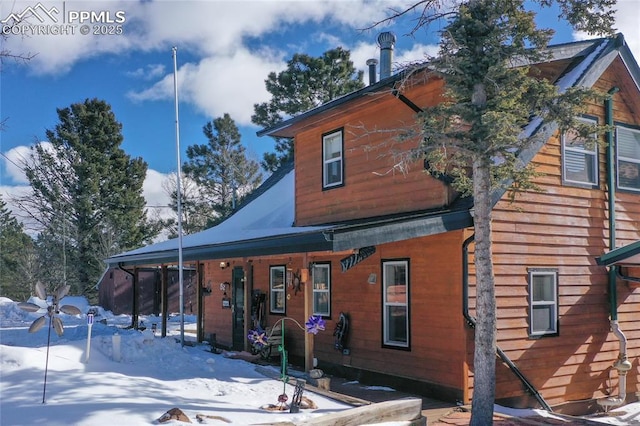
[0,196,35,301]
[375,1,616,423]
[18,98,158,302]
[253,47,365,171]
[182,113,262,228]
[161,174,212,237]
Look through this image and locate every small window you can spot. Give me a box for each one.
[269,266,285,314]
[323,130,343,188]
[616,126,640,192]
[528,269,558,337]
[562,118,598,186]
[382,260,409,348]
[312,263,330,317]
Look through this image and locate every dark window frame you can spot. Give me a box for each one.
[528,268,559,338]
[381,258,411,350]
[311,262,331,318]
[561,116,599,189]
[269,265,286,315]
[615,122,640,193]
[322,128,345,190]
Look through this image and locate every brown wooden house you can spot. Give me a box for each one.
[104,33,640,413]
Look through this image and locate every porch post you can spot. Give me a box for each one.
[303,254,314,372]
[161,264,168,337]
[243,260,252,352]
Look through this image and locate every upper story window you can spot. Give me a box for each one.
[312,263,331,317]
[382,259,410,349]
[562,117,598,187]
[269,265,285,314]
[323,129,343,189]
[528,269,558,337]
[616,125,640,192]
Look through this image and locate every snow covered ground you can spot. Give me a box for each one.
[0,296,352,425]
[1,295,639,425]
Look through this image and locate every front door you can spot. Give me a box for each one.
[231,267,245,350]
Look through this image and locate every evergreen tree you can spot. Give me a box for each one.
[0,196,34,301]
[182,113,262,228]
[253,47,365,171]
[376,1,615,423]
[18,98,158,302]
[160,174,212,238]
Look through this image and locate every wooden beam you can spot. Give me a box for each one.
[300,398,424,426]
[196,262,204,343]
[303,253,314,372]
[244,260,252,352]
[161,265,168,337]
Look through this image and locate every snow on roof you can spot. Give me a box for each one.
[107,168,332,263]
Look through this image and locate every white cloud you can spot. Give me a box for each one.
[1,142,56,185]
[614,0,640,63]
[128,47,285,125]
[1,152,174,230]
[0,1,412,76]
[125,64,166,80]
[2,145,31,184]
[143,168,173,221]
[0,184,37,234]
[570,0,639,63]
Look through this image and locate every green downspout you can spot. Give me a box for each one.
[606,86,620,320]
[598,87,632,409]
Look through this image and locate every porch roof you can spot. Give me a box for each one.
[596,241,640,267]
[106,164,472,267]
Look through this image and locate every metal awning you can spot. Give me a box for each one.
[596,240,640,267]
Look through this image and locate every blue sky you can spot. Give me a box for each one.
[1,0,638,228]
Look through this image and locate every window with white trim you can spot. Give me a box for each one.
[312,263,330,317]
[528,269,558,337]
[382,260,409,348]
[616,125,640,192]
[562,118,598,186]
[323,130,343,188]
[269,266,285,314]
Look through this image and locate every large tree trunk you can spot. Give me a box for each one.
[470,155,497,425]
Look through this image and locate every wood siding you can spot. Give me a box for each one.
[200,231,469,398]
[467,59,640,407]
[294,77,455,226]
[198,54,640,410]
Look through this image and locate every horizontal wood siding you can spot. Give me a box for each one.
[201,231,469,397]
[202,260,235,348]
[467,61,640,407]
[294,78,452,226]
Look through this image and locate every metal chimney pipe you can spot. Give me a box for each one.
[366,58,378,85]
[377,31,396,79]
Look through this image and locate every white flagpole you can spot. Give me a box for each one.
[172,46,185,347]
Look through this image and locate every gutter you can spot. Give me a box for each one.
[462,234,552,411]
[597,87,633,409]
[616,268,640,284]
